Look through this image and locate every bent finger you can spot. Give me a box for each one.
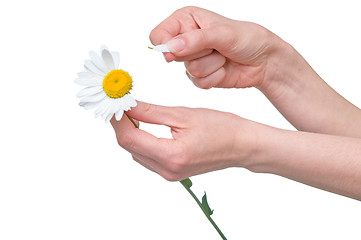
[184,50,226,78]
[174,49,213,62]
[186,67,226,89]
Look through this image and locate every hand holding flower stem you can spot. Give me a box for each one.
[126,113,227,240]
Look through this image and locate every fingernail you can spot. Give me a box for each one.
[166,37,185,53]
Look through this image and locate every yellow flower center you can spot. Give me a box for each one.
[102,70,132,99]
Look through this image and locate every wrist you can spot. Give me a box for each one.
[241,124,282,174]
[230,117,278,172]
[258,39,319,100]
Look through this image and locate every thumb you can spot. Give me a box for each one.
[166,26,234,56]
[126,101,186,127]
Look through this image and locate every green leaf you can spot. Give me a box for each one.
[201,192,214,216]
[180,178,192,189]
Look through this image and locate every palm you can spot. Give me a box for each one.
[219,58,266,89]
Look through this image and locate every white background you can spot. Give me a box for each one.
[1,0,361,239]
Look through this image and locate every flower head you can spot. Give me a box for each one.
[75,46,137,122]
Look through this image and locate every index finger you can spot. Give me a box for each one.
[149,6,219,45]
[149,7,199,45]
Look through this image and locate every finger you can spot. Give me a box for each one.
[149,6,208,46]
[131,153,157,173]
[184,51,226,78]
[110,113,171,160]
[131,154,181,182]
[131,151,177,178]
[165,24,235,57]
[150,7,234,59]
[186,67,226,89]
[174,49,213,62]
[164,49,213,63]
[126,101,187,127]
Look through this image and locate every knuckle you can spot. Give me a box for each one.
[186,60,205,78]
[166,160,185,174]
[194,79,213,89]
[176,6,198,14]
[161,172,181,182]
[215,24,237,49]
[164,146,191,173]
[116,132,134,149]
[197,29,209,45]
[172,107,190,124]
[143,102,155,115]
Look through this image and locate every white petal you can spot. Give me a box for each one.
[115,109,124,121]
[124,95,137,108]
[101,48,115,70]
[77,71,95,78]
[100,45,108,52]
[101,100,115,120]
[79,101,100,110]
[94,98,111,118]
[105,113,114,122]
[100,111,109,120]
[76,86,103,98]
[80,91,106,103]
[105,99,121,121]
[74,77,102,86]
[153,44,171,52]
[89,51,109,73]
[111,51,120,69]
[84,60,107,75]
[110,98,122,113]
[119,97,130,111]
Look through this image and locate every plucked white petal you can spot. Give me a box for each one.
[89,51,109,73]
[153,44,171,52]
[74,77,102,86]
[101,47,115,70]
[115,109,124,121]
[84,60,106,75]
[80,91,106,103]
[111,51,120,69]
[76,86,103,98]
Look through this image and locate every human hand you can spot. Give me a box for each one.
[150,6,361,139]
[111,101,261,181]
[149,6,289,90]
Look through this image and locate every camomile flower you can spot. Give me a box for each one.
[75,46,137,122]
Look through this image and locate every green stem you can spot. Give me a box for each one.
[180,179,227,240]
[126,114,139,128]
[126,115,226,239]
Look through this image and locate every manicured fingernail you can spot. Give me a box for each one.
[166,37,186,53]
